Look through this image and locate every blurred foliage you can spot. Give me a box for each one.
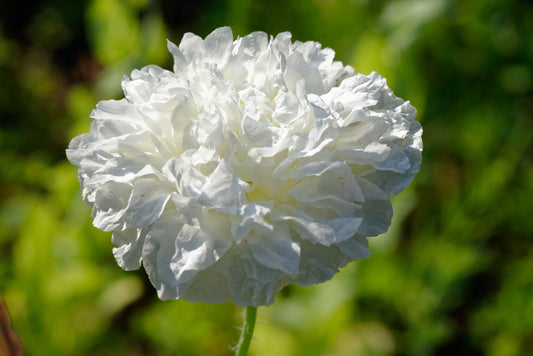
[1,0,532,355]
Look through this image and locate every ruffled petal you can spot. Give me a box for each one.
[178,32,204,62]
[202,26,233,66]
[247,223,300,275]
[67,27,422,307]
[285,213,362,246]
[167,39,188,72]
[198,160,248,209]
[337,235,372,260]
[123,178,172,229]
[91,181,131,231]
[355,177,394,236]
[231,203,274,242]
[294,238,351,286]
[112,228,147,270]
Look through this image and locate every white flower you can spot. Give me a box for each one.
[67,27,422,307]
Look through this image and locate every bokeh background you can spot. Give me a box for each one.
[1,0,532,355]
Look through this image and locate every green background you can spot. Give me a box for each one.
[1,0,532,355]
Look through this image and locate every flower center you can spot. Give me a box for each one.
[245,184,271,202]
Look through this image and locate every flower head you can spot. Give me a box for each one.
[67,27,422,307]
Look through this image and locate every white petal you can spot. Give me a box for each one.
[336,142,391,165]
[285,166,365,213]
[167,39,188,72]
[203,26,233,65]
[90,99,145,139]
[170,95,198,149]
[123,178,172,229]
[141,211,185,299]
[247,232,300,276]
[198,160,248,208]
[355,177,393,236]
[163,157,206,197]
[91,181,131,231]
[112,228,147,270]
[179,32,204,62]
[169,211,233,284]
[283,44,325,94]
[369,143,411,173]
[231,203,274,242]
[191,242,287,307]
[272,90,301,125]
[286,215,362,246]
[90,160,166,186]
[337,235,371,260]
[276,159,344,180]
[295,238,350,286]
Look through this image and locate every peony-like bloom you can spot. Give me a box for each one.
[67,27,422,307]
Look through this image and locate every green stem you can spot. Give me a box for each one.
[234,306,258,356]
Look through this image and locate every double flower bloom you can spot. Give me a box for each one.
[67,27,422,307]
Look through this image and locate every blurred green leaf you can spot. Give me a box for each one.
[1,0,532,355]
[86,0,141,67]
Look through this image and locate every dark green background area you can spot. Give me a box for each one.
[1,0,532,355]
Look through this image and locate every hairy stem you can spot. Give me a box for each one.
[234,306,257,356]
